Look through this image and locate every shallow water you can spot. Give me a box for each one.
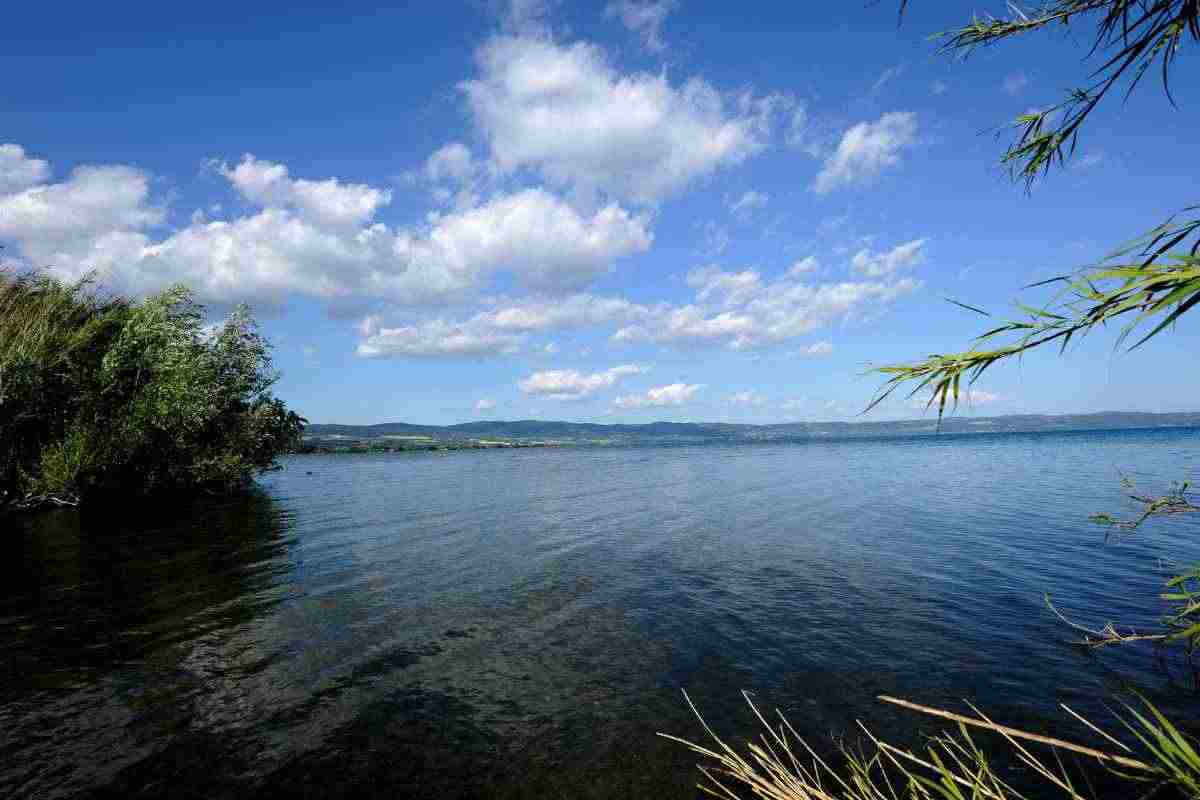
[4,427,1200,798]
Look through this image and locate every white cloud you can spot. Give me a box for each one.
[393,188,652,295]
[967,389,1001,405]
[462,35,772,202]
[787,256,819,276]
[613,382,702,409]
[813,111,918,194]
[686,266,762,307]
[909,388,1001,410]
[357,241,920,359]
[728,189,768,218]
[605,0,677,52]
[219,155,391,229]
[0,163,164,269]
[0,148,650,309]
[871,64,905,93]
[356,316,524,358]
[850,238,928,277]
[0,143,51,194]
[518,363,647,400]
[792,340,833,358]
[479,292,652,331]
[424,142,480,185]
[728,390,767,408]
[779,396,808,411]
[1002,72,1030,96]
[614,266,921,350]
[475,398,498,411]
[968,389,1001,405]
[353,293,655,360]
[786,105,810,150]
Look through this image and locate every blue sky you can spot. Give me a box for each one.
[2,0,1197,424]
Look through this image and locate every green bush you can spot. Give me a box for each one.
[0,271,304,508]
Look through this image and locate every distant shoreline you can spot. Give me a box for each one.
[298,412,1200,454]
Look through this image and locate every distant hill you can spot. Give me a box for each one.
[301,411,1200,451]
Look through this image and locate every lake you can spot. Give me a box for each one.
[3,427,1199,798]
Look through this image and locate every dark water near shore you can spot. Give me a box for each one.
[4,427,1200,799]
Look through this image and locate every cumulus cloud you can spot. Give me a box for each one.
[462,35,773,202]
[475,398,498,411]
[218,155,391,228]
[354,293,655,360]
[0,148,649,309]
[424,142,480,185]
[728,390,767,408]
[813,111,918,194]
[849,238,928,277]
[613,382,702,409]
[0,163,165,269]
[344,244,919,359]
[686,266,762,307]
[518,363,647,399]
[479,292,651,331]
[395,188,652,294]
[605,0,677,52]
[0,143,51,194]
[614,267,921,350]
[356,316,524,358]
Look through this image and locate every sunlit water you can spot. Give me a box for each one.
[3,427,1200,798]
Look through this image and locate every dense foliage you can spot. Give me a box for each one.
[0,271,305,509]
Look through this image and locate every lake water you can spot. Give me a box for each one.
[3,427,1200,798]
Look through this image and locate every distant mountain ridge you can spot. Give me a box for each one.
[303,411,1200,447]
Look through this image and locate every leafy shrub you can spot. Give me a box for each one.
[0,271,304,507]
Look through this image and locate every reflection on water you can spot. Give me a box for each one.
[0,493,296,798]
[2,428,1200,798]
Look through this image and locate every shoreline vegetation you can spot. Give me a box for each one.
[0,271,303,514]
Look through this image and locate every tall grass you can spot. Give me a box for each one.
[663,692,1200,800]
[0,269,303,509]
[0,271,128,501]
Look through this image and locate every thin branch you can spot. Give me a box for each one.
[875,695,1153,771]
[1045,594,1169,647]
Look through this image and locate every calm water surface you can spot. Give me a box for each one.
[4,428,1200,798]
